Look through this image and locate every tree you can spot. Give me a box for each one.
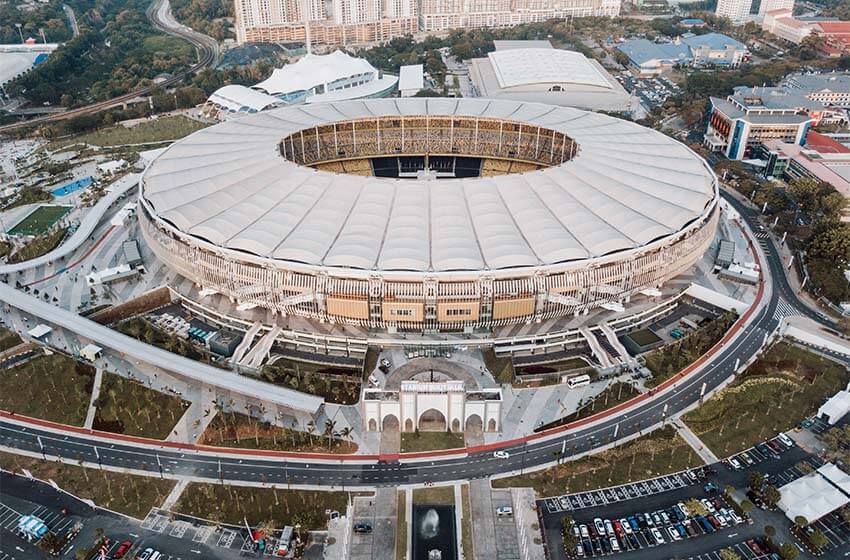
[778,542,799,560]
[764,524,776,542]
[764,486,781,508]
[740,500,754,515]
[719,548,742,560]
[748,471,765,490]
[685,498,708,517]
[794,515,808,529]
[808,529,829,549]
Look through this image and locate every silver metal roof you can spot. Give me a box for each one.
[141,99,717,275]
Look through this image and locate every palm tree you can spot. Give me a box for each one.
[324,419,337,451]
[306,420,316,446]
[339,426,353,450]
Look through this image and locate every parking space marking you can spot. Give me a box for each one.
[169,521,191,538]
[217,528,237,548]
[192,525,213,544]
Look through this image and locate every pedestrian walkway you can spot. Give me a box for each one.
[672,418,719,464]
[167,384,217,443]
[84,368,104,430]
[160,479,189,510]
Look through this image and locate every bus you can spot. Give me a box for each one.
[566,374,591,389]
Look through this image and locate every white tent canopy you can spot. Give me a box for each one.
[778,463,850,523]
[254,51,378,96]
[817,389,850,425]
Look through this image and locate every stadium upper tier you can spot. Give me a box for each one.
[139,98,719,331]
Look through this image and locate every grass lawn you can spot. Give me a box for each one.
[8,227,68,263]
[0,327,22,352]
[0,451,175,519]
[482,348,515,384]
[261,358,362,404]
[412,486,455,505]
[400,431,465,453]
[492,426,700,497]
[200,411,357,453]
[8,205,71,236]
[683,341,849,457]
[174,484,366,530]
[396,492,407,560]
[93,372,189,439]
[461,484,474,560]
[644,311,738,389]
[47,116,209,150]
[626,329,662,347]
[0,353,94,425]
[1,187,52,211]
[516,357,591,377]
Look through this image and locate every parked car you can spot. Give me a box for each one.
[610,537,621,552]
[651,528,665,545]
[354,523,372,533]
[667,526,681,541]
[113,541,133,559]
[777,433,794,448]
[594,518,605,536]
[496,506,513,517]
[729,457,743,470]
[579,524,590,539]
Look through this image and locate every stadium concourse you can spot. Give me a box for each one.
[140,98,719,334]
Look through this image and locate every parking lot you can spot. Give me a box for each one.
[806,507,850,554]
[693,538,778,560]
[565,490,746,558]
[615,73,681,109]
[542,469,700,515]
[0,499,83,557]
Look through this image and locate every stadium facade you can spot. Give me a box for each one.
[139,99,719,333]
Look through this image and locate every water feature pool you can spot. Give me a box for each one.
[412,505,457,560]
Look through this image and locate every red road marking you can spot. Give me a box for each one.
[1,221,767,462]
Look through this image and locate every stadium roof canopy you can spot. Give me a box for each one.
[206,85,283,113]
[253,50,378,96]
[488,48,612,90]
[141,99,717,275]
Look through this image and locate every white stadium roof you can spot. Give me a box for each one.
[488,48,612,90]
[253,50,378,96]
[206,84,282,113]
[141,99,716,276]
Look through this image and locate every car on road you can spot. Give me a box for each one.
[493,450,510,459]
[113,540,133,559]
[354,523,372,533]
[496,506,513,516]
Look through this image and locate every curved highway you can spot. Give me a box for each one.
[0,0,218,134]
[0,188,837,487]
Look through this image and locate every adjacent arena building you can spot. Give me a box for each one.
[139,99,719,333]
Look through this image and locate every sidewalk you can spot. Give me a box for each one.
[672,417,719,464]
[83,368,104,430]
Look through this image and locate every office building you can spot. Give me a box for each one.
[715,0,752,25]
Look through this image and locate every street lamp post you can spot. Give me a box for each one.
[15,23,24,43]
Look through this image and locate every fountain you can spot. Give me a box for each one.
[412,505,456,560]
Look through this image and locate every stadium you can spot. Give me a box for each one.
[139,99,719,332]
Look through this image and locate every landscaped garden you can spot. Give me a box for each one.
[643,311,738,388]
[174,484,366,529]
[492,426,700,497]
[261,359,362,404]
[47,116,209,150]
[683,341,849,456]
[0,451,175,519]
[0,327,22,352]
[93,372,189,439]
[200,411,357,453]
[0,353,94,425]
[7,226,68,263]
[399,431,465,453]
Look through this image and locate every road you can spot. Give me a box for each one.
[0,189,843,488]
[0,0,218,134]
[62,4,80,38]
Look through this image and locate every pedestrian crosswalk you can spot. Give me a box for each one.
[773,299,798,321]
[753,231,770,240]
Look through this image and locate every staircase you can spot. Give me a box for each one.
[241,325,282,368]
[230,321,261,364]
[579,326,613,368]
[600,322,637,367]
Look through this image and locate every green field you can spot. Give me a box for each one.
[492,426,700,497]
[8,205,71,236]
[47,116,209,150]
[8,227,68,263]
[626,329,662,347]
[684,341,848,456]
[400,431,465,453]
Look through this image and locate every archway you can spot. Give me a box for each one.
[368,418,378,432]
[404,418,414,432]
[382,414,400,432]
[451,418,461,432]
[418,408,447,432]
[487,418,497,432]
[465,414,483,432]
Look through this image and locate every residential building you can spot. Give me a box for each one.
[715,0,752,25]
[418,0,621,32]
[814,21,850,57]
[762,8,850,56]
[762,9,815,44]
[233,0,417,45]
[705,86,815,160]
[616,33,746,76]
[758,0,793,17]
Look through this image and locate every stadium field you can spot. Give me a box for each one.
[8,204,72,236]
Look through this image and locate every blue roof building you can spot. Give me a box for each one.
[616,33,748,76]
[679,18,707,26]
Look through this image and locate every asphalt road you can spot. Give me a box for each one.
[0,189,839,488]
